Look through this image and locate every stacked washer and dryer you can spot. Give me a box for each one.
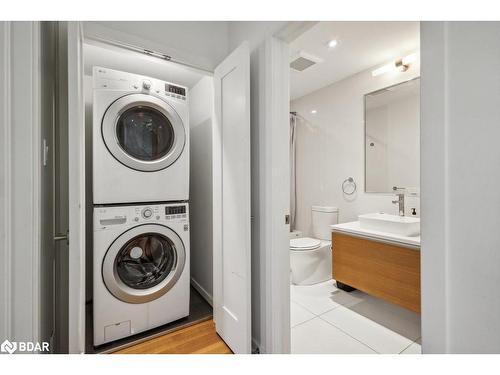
[92,67,191,346]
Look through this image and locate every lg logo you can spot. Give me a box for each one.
[1,340,17,354]
[1,339,50,354]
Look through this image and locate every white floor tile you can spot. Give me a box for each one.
[342,291,421,340]
[291,280,364,315]
[291,302,315,327]
[291,317,376,354]
[320,306,415,354]
[400,341,422,354]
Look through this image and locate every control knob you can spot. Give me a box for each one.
[141,207,153,219]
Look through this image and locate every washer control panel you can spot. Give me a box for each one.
[141,207,154,219]
[94,203,189,230]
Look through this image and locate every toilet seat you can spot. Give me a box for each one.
[290,237,322,251]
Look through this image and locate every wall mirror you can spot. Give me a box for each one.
[364,77,420,193]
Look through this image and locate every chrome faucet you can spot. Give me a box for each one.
[392,186,405,217]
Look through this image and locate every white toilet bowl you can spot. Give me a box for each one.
[289,206,338,285]
[290,237,332,285]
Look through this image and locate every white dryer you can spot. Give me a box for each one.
[93,67,189,204]
[93,202,190,346]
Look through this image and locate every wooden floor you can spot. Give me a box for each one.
[113,320,232,354]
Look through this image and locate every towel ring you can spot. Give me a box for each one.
[342,177,357,195]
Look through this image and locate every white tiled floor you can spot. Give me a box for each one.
[291,280,422,354]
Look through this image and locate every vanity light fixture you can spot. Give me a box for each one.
[311,110,318,114]
[327,39,338,48]
[372,53,418,77]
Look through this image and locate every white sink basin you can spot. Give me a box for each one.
[358,213,420,237]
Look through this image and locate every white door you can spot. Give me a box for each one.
[67,21,86,353]
[213,42,252,354]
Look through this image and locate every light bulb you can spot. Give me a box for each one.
[327,39,338,48]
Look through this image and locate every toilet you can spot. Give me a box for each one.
[290,206,338,285]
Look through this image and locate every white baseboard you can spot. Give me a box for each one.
[190,278,213,307]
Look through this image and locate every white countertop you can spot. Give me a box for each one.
[331,221,421,249]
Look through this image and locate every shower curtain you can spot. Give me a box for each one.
[289,113,297,232]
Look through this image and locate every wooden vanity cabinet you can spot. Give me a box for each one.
[332,232,421,313]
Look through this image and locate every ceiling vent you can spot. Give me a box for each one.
[290,51,323,72]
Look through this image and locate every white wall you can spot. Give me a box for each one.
[0,21,42,345]
[189,76,214,303]
[421,21,500,354]
[290,62,420,235]
[84,22,230,71]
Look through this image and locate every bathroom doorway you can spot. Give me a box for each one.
[287,21,422,354]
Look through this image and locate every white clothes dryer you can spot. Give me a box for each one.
[92,67,189,204]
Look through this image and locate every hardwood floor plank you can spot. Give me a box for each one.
[113,320,232,354]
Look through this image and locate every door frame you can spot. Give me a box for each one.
[250,36,291,354]
[64,22,297,354]
[67,21,86,353]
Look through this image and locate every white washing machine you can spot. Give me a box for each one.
[93,67,189,204]
[93,202,190,346]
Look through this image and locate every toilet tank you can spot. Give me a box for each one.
[312,206,339,240]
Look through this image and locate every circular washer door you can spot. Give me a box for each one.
[102,93,186,172]
[102,224,186,303]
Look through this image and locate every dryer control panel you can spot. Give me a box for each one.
[94,203,189,230]
[165,83,186,99]
[93,66,188,101]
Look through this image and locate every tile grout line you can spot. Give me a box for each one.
[291,285,421,354]
[317,303,421,345]
[318,312,418,355]
[290,315,320,330]
[398,337,422,354]
[398,341,414,354]
[290,288,357,317]
[316,315,380,354]
[291,299,344,317]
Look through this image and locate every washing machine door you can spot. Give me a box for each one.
[102,224,186,303]
[102,93,186,172]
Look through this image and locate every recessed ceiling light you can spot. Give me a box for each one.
[311,110,318,114]
[327,39,338,48]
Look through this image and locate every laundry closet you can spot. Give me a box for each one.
[25,20,292,355]
[80,27,226,352]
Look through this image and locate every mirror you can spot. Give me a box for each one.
[365,78,420,193]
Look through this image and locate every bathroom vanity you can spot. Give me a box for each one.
[331,219,421,313]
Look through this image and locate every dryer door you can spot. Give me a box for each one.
[102,93,186,172]
[102,224,186,303]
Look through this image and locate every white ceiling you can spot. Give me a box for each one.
[290,21,420,100]
[83,40,207,88]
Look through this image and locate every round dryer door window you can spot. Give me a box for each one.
[102,93,186,172]
[116,106,175,162]
[102,224,186,304]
